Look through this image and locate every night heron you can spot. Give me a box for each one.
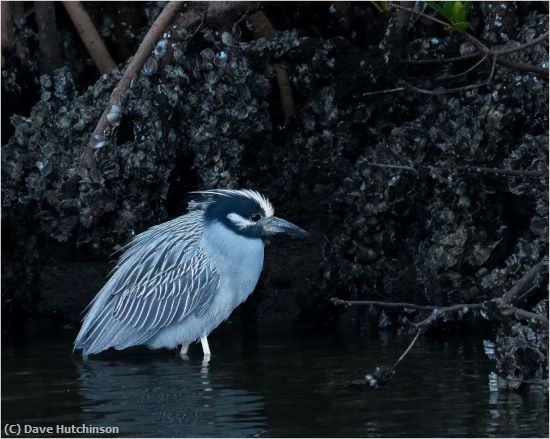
[74,189,308,356]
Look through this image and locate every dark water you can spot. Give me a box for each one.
[2,330,548,437]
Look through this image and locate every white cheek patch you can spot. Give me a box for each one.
[227,213,254,229]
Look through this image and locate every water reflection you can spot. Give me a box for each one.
[2,332,548,437]
[76,354,266,437]
[485,388,549,437]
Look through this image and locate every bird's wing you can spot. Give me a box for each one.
[75,211,223,354]
[111,247,219,332]
[109,211,220,332]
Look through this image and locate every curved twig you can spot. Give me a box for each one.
[391,329,422,370]
[436,55,488,81]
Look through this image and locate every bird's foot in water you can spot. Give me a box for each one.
[201,335,211,359]
[180,343,190,358]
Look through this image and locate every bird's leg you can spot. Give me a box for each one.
[180,343,189,356]
[200,335,211,356]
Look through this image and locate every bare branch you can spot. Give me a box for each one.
[494,30,549,56]
[360,161,546,178]
[397,53,481,64]
[8,2,28,65]
[331,298,436,310]
[249,11,296,122]
[332,298,482,321]
[392,4,549,78]
[500,259,548,304]
[499,306,549,328]
[496,58,549,77]
[489,54,498,83]
[379,1,415,56]
[35,1,63,73]
[436,55,488,81]
[390,3,451,29]
[363,162,418,174]
[455,165,548,177]
[1,2,14,52]
[80,2,262,175]
[363,87,406,96]
[63,1,116,74]
[398,79,489,95]
[81,1,183,168]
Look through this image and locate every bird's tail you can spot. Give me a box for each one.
[74,287,150,355]
[74,287,116,355]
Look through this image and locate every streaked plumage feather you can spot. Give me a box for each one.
[74,210,220,355]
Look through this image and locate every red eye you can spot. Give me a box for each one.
[250,213,262,222]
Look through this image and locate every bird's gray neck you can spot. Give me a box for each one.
[199,219,265,320]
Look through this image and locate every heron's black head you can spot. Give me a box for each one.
[190,189,309,239]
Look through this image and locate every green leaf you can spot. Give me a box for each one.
[425,1,471,31]
[425,1,445,16]
[371,1,389,12]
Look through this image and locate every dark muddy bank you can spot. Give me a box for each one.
[2,2,548,389]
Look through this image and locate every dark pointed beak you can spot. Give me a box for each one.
[262,216,310,238]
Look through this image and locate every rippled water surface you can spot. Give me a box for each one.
[2,331,548,437]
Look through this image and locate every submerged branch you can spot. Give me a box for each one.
[392,329,422,370]
[333,258,549,386]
